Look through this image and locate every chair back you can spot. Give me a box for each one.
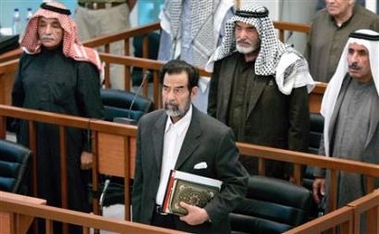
[308,113,324,154]
[0,139,31,193]
[230,175,313,234]
[100,89,154,122]
[303,113,324,190]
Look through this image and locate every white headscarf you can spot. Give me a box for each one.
[320,29,379,156]
[206,4,314,94]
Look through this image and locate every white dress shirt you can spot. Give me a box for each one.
[156,105,192,206]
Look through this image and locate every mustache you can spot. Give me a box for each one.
[236,38,252,45]
[349,62,360,70]
[164,100,178,108]
[40,35,54,40]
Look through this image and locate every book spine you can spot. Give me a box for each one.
[162,171,176,213]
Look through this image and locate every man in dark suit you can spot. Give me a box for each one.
[132,60,248,233]
[206,5,315,179]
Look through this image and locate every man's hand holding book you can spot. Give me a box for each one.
[179,201,211,225]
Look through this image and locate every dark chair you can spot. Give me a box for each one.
[303,113,325,218]
[100,88,154,123]
[308,113,324,154]
[230,175,314,234]
[96,89,154,209]
[0,139,31,193]
[303,113,324,191]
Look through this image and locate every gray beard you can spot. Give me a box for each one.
[164,101,191,118]
[236,43,260,54]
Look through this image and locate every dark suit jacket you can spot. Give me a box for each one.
[132,106,248,233]
[208,53,310,177]
[209,52,310,150]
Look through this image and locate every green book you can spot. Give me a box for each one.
[162,170,222,216]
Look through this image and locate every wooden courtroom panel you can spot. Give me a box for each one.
[309,82,327,114]
[98,132,136,179]
[0,48,22,64]
[0,59,18,105]
[0,71,15,105]
[0,191,46,234]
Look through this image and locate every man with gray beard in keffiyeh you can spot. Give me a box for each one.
[206,5,315,180]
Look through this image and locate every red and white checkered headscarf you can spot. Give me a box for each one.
[21,2,102,72]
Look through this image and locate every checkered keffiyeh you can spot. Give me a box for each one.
[161,0,224,67]
[206,4,315,94]
[21,2,102,72]
[207,5,284,76]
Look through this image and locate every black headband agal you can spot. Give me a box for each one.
[40,3,71,15]
[349,31,379,41]
[236,7,269,18]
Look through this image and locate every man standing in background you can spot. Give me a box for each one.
[306,0,379,82]
[312,29,379,233]
[75,0,137,89]
[12,2,104,233]
[158,0,234,113]
[207,5,315,179]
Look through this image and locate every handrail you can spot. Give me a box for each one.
[286,206,354,234]
[1,105,378,220]
[0,193,186,234]
[83,22,161,48]
[273,21,310,42]
[285,189,379,234]
[0,21,310,63]
[0,20,315,110]
[0,104,137,223]
[0,54,326,113]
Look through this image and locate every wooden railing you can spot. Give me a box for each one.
[1,188,378,234]
[0,191,46,234]
[1,105,378,223]
[285,189,379,234]
[0,20,313,107]
[0,56,326,113]
[0,191,186,234]
[236,142,379,213]
[0,105,137,223]
[0,21,310,64]
[273,21,310,42]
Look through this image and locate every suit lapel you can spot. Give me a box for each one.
[175,108,201,169]
[219,55,238,117]
[247,76,268,119]
[153,112,167,170]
